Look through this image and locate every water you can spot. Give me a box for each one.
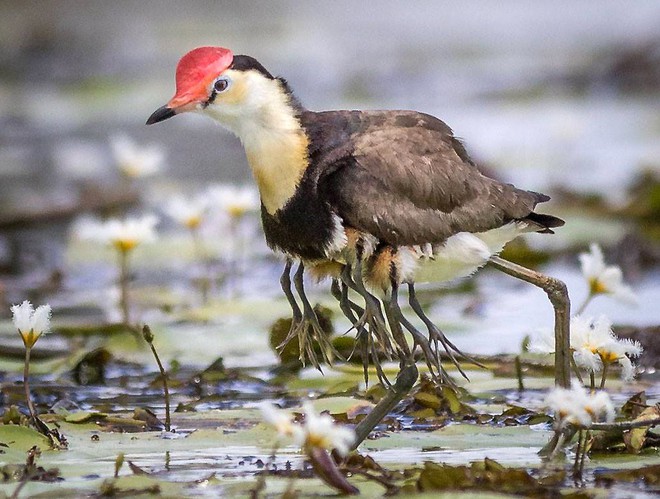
[0,4,658,496]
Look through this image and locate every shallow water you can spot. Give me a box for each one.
[0,2,659,497]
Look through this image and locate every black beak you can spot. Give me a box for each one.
[146,105,176,125]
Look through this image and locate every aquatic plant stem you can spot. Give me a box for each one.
[251,445,278,499]
[22,346,68,449]
[571,356,584,385]
[23,346,39,427]
[578,430,590,478]
[572,429,583,478]
[599,363,609,389]
[575,292,594,316]
[515,355,524,391]
[118,249,130,325]
[143,326,171,431]
[190,226,210,304]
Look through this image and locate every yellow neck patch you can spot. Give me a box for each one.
[203,70,309,215]
[245,128,309,215]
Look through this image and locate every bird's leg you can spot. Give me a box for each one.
[292,262,339,368]
[407,283,484,378]
[277,262,337,370]
[277,259,304,350]
[488,255,571,388]
[351,362,418,451]
[330,278,364,327]
[341,264,393,387]
[382,280,412,363]
[385,280,456,387]
[330,278,371,380]
[352,259,392,352]
[280,258,302,323]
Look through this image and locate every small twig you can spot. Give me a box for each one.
[142,325,171,431]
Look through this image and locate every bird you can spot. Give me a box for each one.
[146,46,572,446]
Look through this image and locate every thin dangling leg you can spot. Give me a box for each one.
[277,262,339,370]
[348,258,389,338]
[280,258,302,323]
[330,278,364,326]
[384,281,456,386]
[351,362,418,451]
[408,282,485,377]
[488,255,571,388]
[382,280,412,362]
[331,278,372,384]
[341,264,394,386]
[293,262,340,368]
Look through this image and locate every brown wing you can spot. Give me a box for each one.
[310,110,550,246]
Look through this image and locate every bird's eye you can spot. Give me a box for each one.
[213,77,230,93]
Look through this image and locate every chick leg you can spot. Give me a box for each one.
[277,261,338,369]
[407,283,485,379]
[341,263,393,386]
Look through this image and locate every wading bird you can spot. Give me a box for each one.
[147,46,571,448]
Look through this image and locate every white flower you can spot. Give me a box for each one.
[111,135,164,178]
[11,300,51,348]
[259,402,303,441]
[260,402,355,456]
[163,194,209,230]
[545,382,615,428]
[531,315,643,381]
[572,315,642,381]
[77,215,158,252]
[206,184,259,219]
[579,243,636,303]
[298,402,355,456]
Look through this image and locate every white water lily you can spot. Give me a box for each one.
[298,402,355,456]
[206,184,259,219]
[578,243,636,304]
[545,382,615,428]
[163,194,209,230]
[531,315,643,382]
[77,215,158,253]
[259,402,303,440]
[11,300,51,348]
[260,402,355,456]
[111,134,164,178]
[572,315,642,381]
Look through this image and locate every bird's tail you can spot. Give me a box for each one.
[524,212,565,234]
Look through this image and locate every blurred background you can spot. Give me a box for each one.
[0,0,658,359]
